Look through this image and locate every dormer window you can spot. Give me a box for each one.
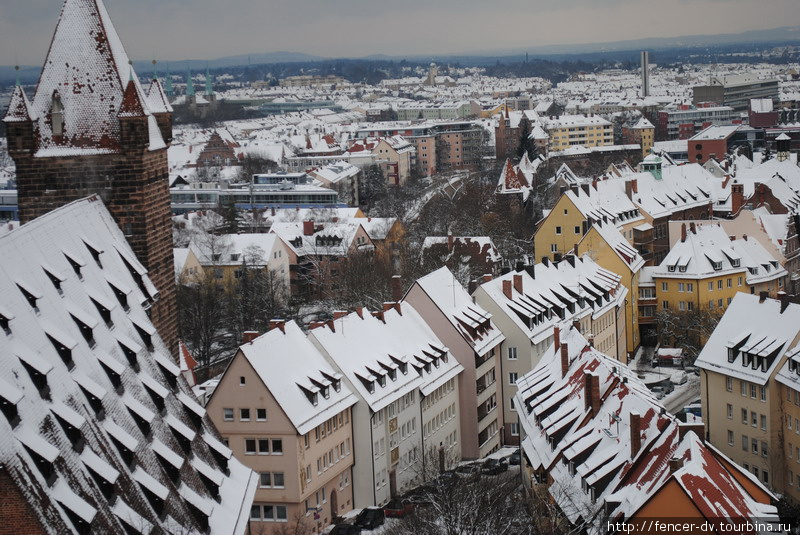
[377,374,386,388]
[117,339,140,371]
[43,267,66,295]
[64,253,85,280]
[70,314,96,348]
[321,386,330,399]
[51,92,64,137]
[388,368,397,381]
[83,240,103,268]
[211,253,221,262]
[667,265,676,273]
[0,379,22,428]
[0,311,12,335]
[132,322,154,352]
[16,282,41,312]
[17,350,52,400]
[679,265,687,273]
[52,402,85,452]
[153,440,183,483]
[728,348,738,363]
[107,281,129,311]
[75,374,106,420]
[732,259,740,268]
[333,379,341,392]
[18,431,59,486]
[81,448,118,500]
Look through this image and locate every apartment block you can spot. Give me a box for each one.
[207,321,358,533]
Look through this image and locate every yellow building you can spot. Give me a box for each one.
[575,223,644,361]
[696,293,800,494]
[624,117,655,158]
[652,223,788,316]
[541,114,613,151]
[533,182,644,263]
[189,232,292,288]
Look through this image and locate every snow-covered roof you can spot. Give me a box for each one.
[270,220,372,257]
[654,223,785,285]
[310,303,463,412]
[696,293,800,385]
[563,179,644,229]
[623,164,716,219]
[0,196,257,535]
[190,233,283,266]
[411,267,505,356]
[236,321,358,435]
[516,326,780,531]
[477,255,626,344]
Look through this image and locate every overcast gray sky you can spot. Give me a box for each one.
[1,0,799,65]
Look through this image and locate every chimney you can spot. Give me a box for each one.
[468,279,477,294]
[680,223,687,243]
[779,291,790,313]
[668,457,684,473]
[391,275,403,302]
[447,233,454,252]
[371,310,385,322]
[742,233,748,241]
[355,306,364,319]
[502,279,513,299]
[242,331,260,343]
[303,220,315,236]
[689,222,696,234]
[678,422,705,441]
[513,274,523,294]
[630,411,641,458]
[309,321,325,330]
[515,261,525,273]
[561,343,569,378]
[759,291,769,303]
[270,206,276,216]
[631,179,638,194]
[525,264,535,278]
[482,274,493,283]
[624,180,633,200]
[383,302,402,316]
[731,183,744,215]
[584,372,600,417]
[542,257,550,267]
[553,326,561,355]
[268,320,286,333]
[581,184,591,196]
[326,319,335,332]
[572,319,581,333]
[333,310,348,320]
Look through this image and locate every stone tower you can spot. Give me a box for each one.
[3,0,178,356]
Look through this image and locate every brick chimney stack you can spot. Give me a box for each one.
[268,319,286,333]
[242,331,260,343]
[779,291,790,313]
[513,274,523,294]
[561,343,570,378]
[680,223,687,242]
[630,411,641,458]
[391,275,403,302]
[303,220,315,236]
[502,279,513,299]
[584,372,600,417]
[553,326,560,355]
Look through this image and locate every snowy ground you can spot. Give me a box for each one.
[629,346,701,416]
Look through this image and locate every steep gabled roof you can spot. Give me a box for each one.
[29,0,163,154]
[0,197,257,535]
[3,85,34,123]
[146,78,174,114]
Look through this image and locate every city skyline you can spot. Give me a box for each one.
[1,0,799,65]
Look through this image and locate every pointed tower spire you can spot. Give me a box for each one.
[205,65,213,97]
[164,62,173,96]
[152,59,158,81]
[14,65,20,86]
[186,66,195,97]
[119,78,146,117]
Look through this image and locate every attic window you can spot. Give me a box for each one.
[81,449,118,500]
[712,261,722,271]
[192,457,224,502]
[108,281,129,311]
[300,385,319,406]
[106,421,138,467]
[43,267,66,295]
[728,348,738,363]
[117,339,141,371]
[203,433,232,474]
[0,311,12,335]
[132,322,155,352]
[154,352,180,389]
[90,298,113,327]
[211,254,221,262]
[177,391,206,429]
[70,314,96,348]
[17,351,52,399]
[388,368,397,381]
[83,240,103,268]
[321,386,330,399]
[377,374,386,388]
[51,403,85,452]
[0,380,22,428]
[678,265,687,273]
[667,265,676,273]
[117,251,151,300]
[50,92,64,137]
[153,440,183,484]
[140,374,167,414]
[16,282,41,312]
[18,431,59,486]
[124,395,155,438]
[134,470,167,515]
[166,414,196,454]
[64,253,85,280]
[98,354,125,393]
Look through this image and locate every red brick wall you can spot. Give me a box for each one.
[0,468,48,535]
[9,133,178,356]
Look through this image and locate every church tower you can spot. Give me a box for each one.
[3,0,178,355]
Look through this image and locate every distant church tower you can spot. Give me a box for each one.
[3,0,178,355]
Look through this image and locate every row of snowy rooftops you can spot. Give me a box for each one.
[515,324,781,531]
[476,255,625,343]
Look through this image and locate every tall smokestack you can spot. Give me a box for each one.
[641,51,650,98]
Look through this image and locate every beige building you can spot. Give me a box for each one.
[374,136,415,186]
[541,114,613,151]
[207,321,358,533]
[696,293,800,493]
[473,255,628,445]
[309,303,463,507]
[405,267,506,459]
[189,233,292,289]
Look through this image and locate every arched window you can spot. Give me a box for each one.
[51,92,64,137]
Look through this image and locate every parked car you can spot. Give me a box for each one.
[509,449,521,466]
[354,508,385,530]
[404,485,435,506]
[481,458,509,475]
[330,525,361,535]
[455,463,481,478]
[384,498,415,518]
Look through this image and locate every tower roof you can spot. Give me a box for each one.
[146,78,173,114]
[3,85,34,123]
[30,0,164,155]
[118,79,146,117]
